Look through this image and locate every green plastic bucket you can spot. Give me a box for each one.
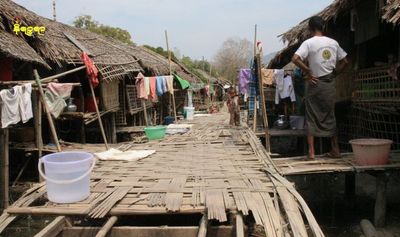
[144,126,167,140]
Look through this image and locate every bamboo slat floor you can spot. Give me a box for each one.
[272,152,400,176]
[1,113,325,237]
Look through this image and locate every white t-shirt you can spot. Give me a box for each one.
[295,36,347,78]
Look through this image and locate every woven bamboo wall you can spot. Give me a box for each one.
[338,66,400,150]
[100,80,120,112]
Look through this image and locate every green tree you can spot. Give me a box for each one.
[73,15,134,45]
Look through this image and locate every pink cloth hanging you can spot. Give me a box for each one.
[135,73,147,99]
[149,77,158,102]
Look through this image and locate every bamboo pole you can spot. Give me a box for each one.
[88,81,109,150]
[252,24,258,132]
[235,213,245,237]
[197,214,208,237]
[33,70,61,152]
[96,216,118,237]
[165,30,178,122]
[142,100,149,126]
[33,89,43,182]
[256,54,271,152]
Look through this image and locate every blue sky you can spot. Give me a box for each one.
[14,0,333,60]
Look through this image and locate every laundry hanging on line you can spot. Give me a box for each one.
[239,69,251,94]
[149,77,158,102]
[136,74,192,100]
[261,69,274,85]
[275,74,296,104]
[135,72,148,100]
[81,52,99,88]
[44,82,74,118]
[0,83,33,128]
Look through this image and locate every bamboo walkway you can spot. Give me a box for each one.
[0,113,324,237]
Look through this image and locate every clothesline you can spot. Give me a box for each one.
[135,73,191,102]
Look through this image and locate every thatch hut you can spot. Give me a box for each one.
[268,0,400,151]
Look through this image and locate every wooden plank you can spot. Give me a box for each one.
[61,226,234,237]
[0,128,9,210]
[33,90,43,159]
[34,216,70,237]
[95,216,118,237]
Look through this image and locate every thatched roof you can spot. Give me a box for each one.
[0,30,48,67]
[382,0,400,25]
[0,2,48,66]
[0,0,142,80]
[280,0,350,46]
[1,0,201,83]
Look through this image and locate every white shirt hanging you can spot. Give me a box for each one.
[275,75,296,104]
[0,86,22,128]
[19,83,33,123]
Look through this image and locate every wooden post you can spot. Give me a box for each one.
[110,113,117,143]
[235,213,245,237]
[256,54,271,152]
[33,70,61,152]
[33,90,43,158]
[0,128,9,210]
[142,100,149,126]
[374,172,388,227]
[88,81,109,150]
[252,24,258,132]
[165,30,178,122]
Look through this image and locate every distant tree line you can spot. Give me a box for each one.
[72,15,252,84]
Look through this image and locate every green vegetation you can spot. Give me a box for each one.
[142,45,179,61]
[73,15,134,45]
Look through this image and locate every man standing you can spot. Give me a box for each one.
[292,16,348,159]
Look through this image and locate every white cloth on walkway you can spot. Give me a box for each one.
[19,83,33,123]
[95,148,156,162]
[166,124,192,135]
[0,86,22,128]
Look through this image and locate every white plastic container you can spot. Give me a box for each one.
[184,106,195,120]
[289,116,305,129]
[38,152,95,203]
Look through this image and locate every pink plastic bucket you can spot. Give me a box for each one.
[349,139,393,166]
